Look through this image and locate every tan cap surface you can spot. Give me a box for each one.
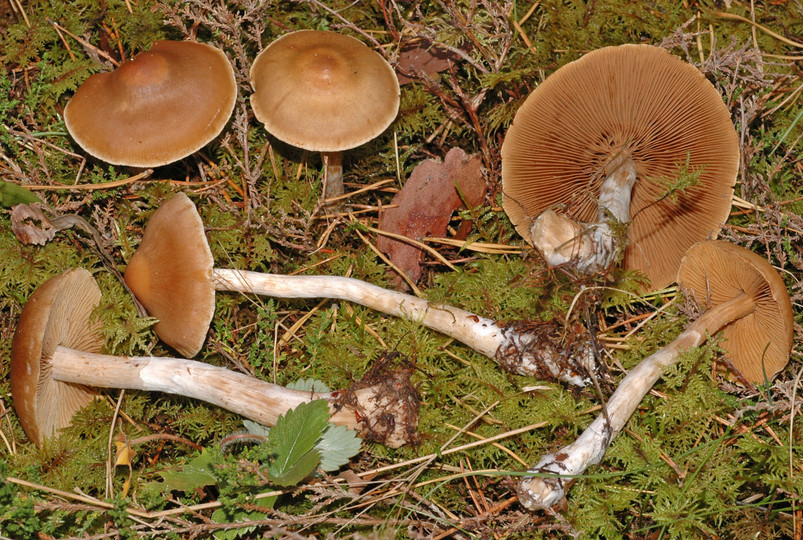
[250,30,400,152]
[677,240,793,382]
[124,193,215,357]
[11,269,102,447]
[502,44,739,290]
[64,41,237,167]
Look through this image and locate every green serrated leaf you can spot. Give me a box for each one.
[158,448,219,492]
[266,400,329,486]
[0,182,39,207]
[286,378,330,393]
[316,424,362,472]
[268,448,321,487]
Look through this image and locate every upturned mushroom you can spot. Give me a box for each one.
[124,193,595,386]
[11,268,418,449]
[517,240,794,510]
[249,30,400,204]
[502,44,739,291]
[64,40,237,167]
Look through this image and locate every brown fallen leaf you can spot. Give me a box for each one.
[10,203,58,245]
[378,147,486,288]
[396,38,462,85]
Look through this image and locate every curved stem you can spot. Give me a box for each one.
[518,293,755,509]
[50,346,416,448]
[213,269,595,386]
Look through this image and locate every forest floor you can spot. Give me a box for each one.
[0,0,801,538]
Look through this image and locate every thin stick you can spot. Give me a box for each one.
[715,12,803,49]
[23,169,153,190]
[106,390,125,499]
[47,20,121,67]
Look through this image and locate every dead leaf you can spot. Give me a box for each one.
[396,38,462,85]
[114,435,136,468]
[10,203,58,245]
[378,148,486,288]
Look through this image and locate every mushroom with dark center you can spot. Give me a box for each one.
[501,44,739,291]
[516,240,794,510]
[124,193,595,386]
[11,268,418,449]
[249,30,400,205]
[64,40,237,168]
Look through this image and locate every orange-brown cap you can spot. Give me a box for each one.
[11,269,102,447]
[124,193,215,357]
[64,41,237,167]
[677,240,793,382]
[502,44,739,290]
[249,30,400,152]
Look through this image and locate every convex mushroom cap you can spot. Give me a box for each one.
[677,240,794,382]
[124,193,215,357]
[64,40,237,167]
[249,30,400,152]
[11,268,102,446]
[502,44,739,290]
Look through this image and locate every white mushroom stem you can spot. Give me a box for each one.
[48,345,416,448]
[517,292,755,510]
[323,151,344,202]
[529,151,637,273]
[212,269,596,386]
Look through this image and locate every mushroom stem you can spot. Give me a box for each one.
[529,151,637,273]
[212,268,595,386]
[323,151,344,202]
[48,345,417,448]
[517,292,755,510]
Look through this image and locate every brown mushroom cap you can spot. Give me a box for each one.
[124,193,215,357]
[11,269,103,447]
[502,44,739,290]
[249,30,400,152]
[677,240,794,382]
[64,41,237,167]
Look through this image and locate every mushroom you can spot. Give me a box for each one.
[501,44,739,290]
[124,193,595,386]
[11,268,418,449]
[64,40,237,167]
[516,240,794,510]
[249,30,400,203]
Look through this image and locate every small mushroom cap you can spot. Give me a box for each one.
[124,193,215,357]
[249,30,400,152]
[677,240,794,382]
[11,269,103,447]
[64,41,237,167]
[502,44,739,290]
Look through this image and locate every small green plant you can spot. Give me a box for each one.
[650,152,705,205]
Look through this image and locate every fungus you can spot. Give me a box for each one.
[502,44,739,290]
[124,193,595,385]
[12,268,418,449]
[249,30,400,203]
[64,40,237,167]
[517,240,793,510]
